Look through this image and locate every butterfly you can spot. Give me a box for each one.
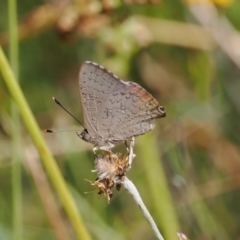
[76,61,166,151]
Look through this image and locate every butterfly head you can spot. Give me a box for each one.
[76,129,115,151]
[76,129,103,147]
[76,129,92,142]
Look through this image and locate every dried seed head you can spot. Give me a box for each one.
[94,152,119,179]
[87,150,133,202]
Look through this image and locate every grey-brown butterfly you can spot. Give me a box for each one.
[76,61,166,151]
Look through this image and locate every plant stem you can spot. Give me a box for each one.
[0,46,92,240]
[8,0,22,239]
[122,177,165,240]
[138,133,180,240]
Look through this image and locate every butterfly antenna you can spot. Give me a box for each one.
[44,129,80,133]
[52,97,86,129]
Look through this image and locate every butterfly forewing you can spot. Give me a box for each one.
[79,62,125,138]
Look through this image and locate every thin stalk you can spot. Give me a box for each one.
[138,133,180,240]
[8,0,22,239]
[122,177,165,240]
[0,46,92,240]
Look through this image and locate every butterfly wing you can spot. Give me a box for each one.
[97,80,166,141]
[79,61,127,138]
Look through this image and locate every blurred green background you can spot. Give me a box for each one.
[1,0,240,239]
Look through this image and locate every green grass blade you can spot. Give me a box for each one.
[0,46,92,240]
[8,0,22,239]
[138,133,180,240]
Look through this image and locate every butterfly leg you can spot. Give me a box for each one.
[125,137,135,168]
[99,142,114,152]
[124,140,129,151]
[93,146,99,154]
[125,138,135,152]
[95,145,114,156]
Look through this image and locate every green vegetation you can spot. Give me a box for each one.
[1,0,240,239]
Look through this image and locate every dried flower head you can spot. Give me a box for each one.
[87,148,134,202]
